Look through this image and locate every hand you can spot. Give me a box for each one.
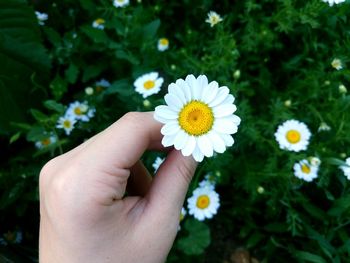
[39,112,197,263]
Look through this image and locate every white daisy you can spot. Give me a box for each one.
[35,134,57,149]
[309,157,321,167]
[187,186,220,221]
[113,0,129,8]
[56,115,77,135]
[152,157,165,172]
[274,120,311,152]
[318,122,331,132]
[157,38,169,51]
[35,11,48,26]
[322,0,346,6]
[205,11,223,27]
[154,74,240,162]
[331,58,343,70]
[198,173,216,190]
[134,72,164,98]
[92,18,105,30]
[66,101,95,122]
[293,159,319,182]
[340,157,350,180]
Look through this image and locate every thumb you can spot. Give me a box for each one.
[146,149,197,217]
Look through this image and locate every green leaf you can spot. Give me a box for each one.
[82,64,106,82]
[142,19,160,40]
[328,194,350,217]
[9,131,21,144]
[325,157,348,167]
[50,75,68,100]
[65,63,79,84]
[177,219,211,255]
[106,79,133,96]
[43,100,65,113]
[115,49,140,65]
[294,251,327,263]
[30,109,47,122]
[81,25,109,43]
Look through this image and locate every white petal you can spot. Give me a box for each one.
[192,143,204,162]
[198,136,214,157]
[164,93,182,111]
[162,134,177,147]
[174,130,189,150]
[207,131,226,153]
[222,94,235,104]
[208,86,230,107]
[176,79,192,103]
[197,75,209,98]
[213,104,237,117]
[161,121,180,135]
[221,134,234,146]
[202,81,219,104]
[154,105,178,120]
[182,135,196,156]
[168,83,186,104]
[213,119,238,134]
[186,74,200,100]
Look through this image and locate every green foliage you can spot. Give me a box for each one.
[1,0,350,262]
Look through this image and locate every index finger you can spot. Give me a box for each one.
[83,112,164,170]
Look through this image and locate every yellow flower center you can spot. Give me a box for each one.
[41,138,51,146]
[196,195,210,209]
[63,120,71,128]
[74,107,82,115]
[159,38,169,46]
[95,18,105,25]
[286,130,301,144]
[180,212,185,222]
[301,163,311,174]
[178,100,214,136]
[143,80,155,90]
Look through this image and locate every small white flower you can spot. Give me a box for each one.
[56,115,77,135]
[274,120,311,152]
[85,87,94,95]
[35,134,57,149]
[92,18,105,30]
[331,58,343,70]
[257,186,265,194]
[293,159,319,182]
[284,100,292,107]
[322,0,346,7]
[66,101,95,122]
[205,11,223,27]
[198,174,216,190]
[113,0,129,8]
[152,157,165,172]
[134,72,164,98]
[35,11,48,26]
[318,122,331,132]
[187,186,220,221]
[339,84,347,94]
[340,157,350,180]
[154,74,240,162]
[309,157,321,166]
[157,38,169,51]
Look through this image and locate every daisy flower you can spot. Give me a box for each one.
[154,74,240,162]
[134,72,164,98]
[318,122,331,132]
[56,115,77,135]
[35,11,48,26]
[187,186,220,221]
[198,173,216,190]
[331,58,343,70]
[35,134,57,149]
[322,0,346,6]
[293,159,319,182]
[66,101,95,122]
[113,0,129,8]
[157,38,169,51]
[152,157,165,172]
[95,79,111,92]
[340,157,350,180]
[205,11,223,27]
[0,230,22,246]
[309,157,321,167]
[92,18,105,30]
[274,120,311,152]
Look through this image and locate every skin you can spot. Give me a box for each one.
[39,112,197,263]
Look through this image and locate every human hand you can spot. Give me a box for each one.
[39,112,197,263]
